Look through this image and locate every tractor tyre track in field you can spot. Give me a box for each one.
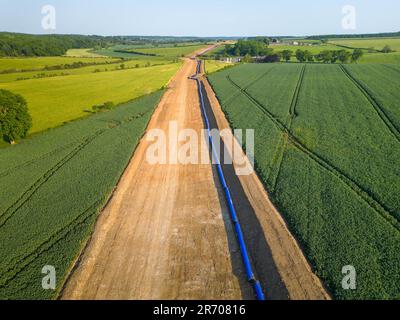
[270,64,306,191]
[0,129,106,229]
[222,66,276,107]
[225,75,400,232]
[0,200,102,289]
[339,64,400,143]
[0,140,79,179]
[383,64,400,74]
[0,110,152,230]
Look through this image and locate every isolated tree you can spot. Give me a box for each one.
[351,49,364,63]
[295,49,306,62]
[382,45,393,53]
[281,50,293,62]
[0,89,32,144]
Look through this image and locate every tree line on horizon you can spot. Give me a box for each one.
[218,39,366,63]
[0,32,211,57]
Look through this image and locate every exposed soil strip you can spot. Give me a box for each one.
[199,77,290,300]
[193,61,265,300]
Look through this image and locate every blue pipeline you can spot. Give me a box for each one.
[191,60,265,301]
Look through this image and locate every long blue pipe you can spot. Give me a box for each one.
[191,60,265,301]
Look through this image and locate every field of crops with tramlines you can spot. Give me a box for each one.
[208,63,400,299]
[0,91,163,299]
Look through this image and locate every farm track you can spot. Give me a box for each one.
[339,64,400,143]
[288,64,306,118]
[225,75,400,232]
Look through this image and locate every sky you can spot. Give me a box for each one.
[0,0,399,37]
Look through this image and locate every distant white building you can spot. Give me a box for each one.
[221,57,241,63]
[292,41,299,46]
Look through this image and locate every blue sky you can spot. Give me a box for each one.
[0,0,399,36]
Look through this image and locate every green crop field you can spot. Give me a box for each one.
[270,43,346,54]
[95,44,208,59]
[205,60,234,74]
[329,37,400,51]
[0,91,163,299]
[359,52,400,64]
[208,63,400,299]
[0,56,116,73]
[64,48,108,58]
[0,62,180,134]
[126,44,208,58]
[0,57,173,83]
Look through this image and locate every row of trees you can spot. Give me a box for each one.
[222,39,273,57]
[0,32,216,57]
[307,31,400,40]
[219,40,364,64]
[280,48,364,63]
[238,48,364,64]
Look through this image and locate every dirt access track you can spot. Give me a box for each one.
[61,45,329,300]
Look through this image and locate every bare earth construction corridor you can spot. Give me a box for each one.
[61,49,251,299]
[61,47,329,300]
